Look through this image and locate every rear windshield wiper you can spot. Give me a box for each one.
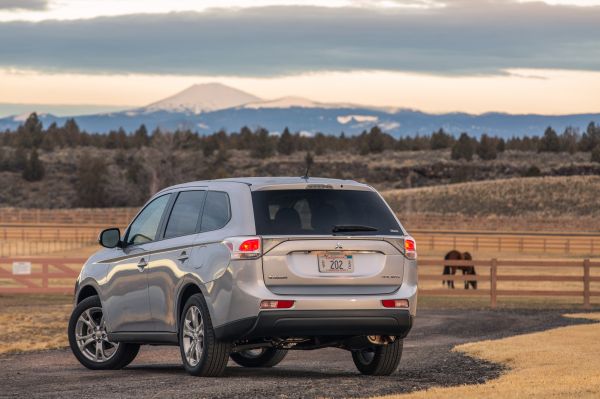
[332,224,378,233]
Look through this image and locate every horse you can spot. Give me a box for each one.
[442,250,477,289]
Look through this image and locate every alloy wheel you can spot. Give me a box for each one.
[182,305,205,367]
[75,307,119,362]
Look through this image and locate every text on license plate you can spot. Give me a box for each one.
[318,254,353,273]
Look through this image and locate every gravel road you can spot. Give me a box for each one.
[0,309,593,399]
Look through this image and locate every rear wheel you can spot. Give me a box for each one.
[179,293,231,377]
[230,348,288,368]
[68,295,139,370]
[351,339,403,376]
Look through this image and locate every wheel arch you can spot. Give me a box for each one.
[76,282,101,304]
[175,280,210,332]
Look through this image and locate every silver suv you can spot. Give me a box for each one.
[68,177,417,376]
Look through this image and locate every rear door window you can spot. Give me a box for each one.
[200,191,231,232]
[251,189,403,236]
[164,190,206,239]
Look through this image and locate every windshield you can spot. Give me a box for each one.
[251,189,403,236]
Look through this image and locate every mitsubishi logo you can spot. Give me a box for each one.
[335,243,343,250]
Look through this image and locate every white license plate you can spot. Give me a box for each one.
[318,253,353,273]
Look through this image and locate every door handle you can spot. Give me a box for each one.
[177,251,189,263]
[137,258,148,271]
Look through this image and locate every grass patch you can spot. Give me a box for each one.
[0,295,72,355]
[376,313,600,399]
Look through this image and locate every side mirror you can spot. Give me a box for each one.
[99,228,122,248]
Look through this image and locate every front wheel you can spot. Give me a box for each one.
[68,295,139,370]
[351,339,403,376]
[179,293,231,377]
[230,348,288,368]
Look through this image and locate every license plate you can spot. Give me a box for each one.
[318,253,353,273]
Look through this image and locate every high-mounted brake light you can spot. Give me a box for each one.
[404,237,417,260]
[260,300,295,309]
[223,236,262,259]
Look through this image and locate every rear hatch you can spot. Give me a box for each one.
[252,187,407,295]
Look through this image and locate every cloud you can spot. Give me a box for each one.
[0,2,598,76]
[0,0,47,10]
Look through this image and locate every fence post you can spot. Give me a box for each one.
[42,263,48,289]
[583,259,590,309]
[490,258,498,309]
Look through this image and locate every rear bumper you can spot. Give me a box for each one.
[215,309,413,341]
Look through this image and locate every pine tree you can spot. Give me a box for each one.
[22,149,45,181]
[451,133,475,161]
[538,127,561,152]
[75,156,108,207]
[251,128,274,158]
[476,134,497,160]
[277,127,295,155]
[17,113,43,148]
[430,128,453,150]
[133,124,150,148]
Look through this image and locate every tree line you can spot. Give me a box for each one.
[1,113,600,185]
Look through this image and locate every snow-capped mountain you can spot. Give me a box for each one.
[1,83,599,138]
[144,83,261,114]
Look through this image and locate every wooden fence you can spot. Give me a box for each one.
[419,258,600,308]
[411,230,600,256]
[0,208,137,225]
[0,257,84,294]
[1,257,599,310]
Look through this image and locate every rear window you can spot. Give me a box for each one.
[200,191,231,232]
[251,189,403,236]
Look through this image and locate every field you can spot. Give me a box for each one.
[384,175,600,231]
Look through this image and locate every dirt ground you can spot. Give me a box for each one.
[0,308,596,399]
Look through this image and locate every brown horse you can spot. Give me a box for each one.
[442,250,477,289]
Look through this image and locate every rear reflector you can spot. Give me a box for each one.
[260,300,295,309]
[382,299,410,308]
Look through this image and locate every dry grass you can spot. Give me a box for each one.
[0,295,71,354]
[375,313,600,399]
[384,175,600,217]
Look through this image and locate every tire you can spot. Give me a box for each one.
[68,295,140,370]
[230,348,288,368]
[351,339,403,376]
[179,293,231,377]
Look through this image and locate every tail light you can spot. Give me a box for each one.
[404,237,417,260]
[223,236,262,259]
[260,300,295,309]
[382,299,409,308]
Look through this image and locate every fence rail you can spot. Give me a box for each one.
[419,258,600,308]
[411,230,600,256]
[1,257,599,309]
[0,257,83,294]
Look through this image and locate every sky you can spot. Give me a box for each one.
[0,0,599,116]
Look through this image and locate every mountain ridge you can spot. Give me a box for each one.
[1,83,599,138]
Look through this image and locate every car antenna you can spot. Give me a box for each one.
[302,166,310,181]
